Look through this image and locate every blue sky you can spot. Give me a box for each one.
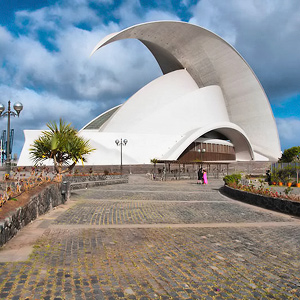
[0,0,300,158]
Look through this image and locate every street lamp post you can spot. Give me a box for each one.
[115,138,128,175]
[198,148,206,165]
[0,100,23,174]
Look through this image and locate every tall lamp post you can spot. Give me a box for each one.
[0,100,23,174]
[115,138,128,175]
[198,148,206,165]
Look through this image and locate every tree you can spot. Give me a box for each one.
[280,146,300,162]
[30,119,95,174]
[279,146,300,184]
[150,158,158,179]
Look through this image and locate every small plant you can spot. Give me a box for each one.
[151,158,158,180]
[283,186,293,196]
[223,174,241,185]
[0,166,55,209]
[103,170,109,176]
[258,178,265,189]
[271,168,279,184]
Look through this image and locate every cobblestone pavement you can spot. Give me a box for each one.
[1,175,300,299]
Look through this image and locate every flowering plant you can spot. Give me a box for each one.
[227,182,300,203]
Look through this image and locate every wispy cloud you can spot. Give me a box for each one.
[276,118,300,149]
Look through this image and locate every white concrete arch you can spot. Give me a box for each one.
[161,122,254,162]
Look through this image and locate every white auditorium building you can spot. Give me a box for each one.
[18,21,281,167]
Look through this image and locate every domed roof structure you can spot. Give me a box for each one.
[18,21,281,166]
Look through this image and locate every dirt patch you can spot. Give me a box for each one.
[0,183,52,221]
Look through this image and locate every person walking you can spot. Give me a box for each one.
[197,167,203,184]
[203,169,208,184]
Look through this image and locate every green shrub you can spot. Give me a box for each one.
[223,173,241,185]
[271,166,295,183]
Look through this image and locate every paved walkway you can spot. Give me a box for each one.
[0,175,300,299]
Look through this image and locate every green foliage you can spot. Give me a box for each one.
[284,186,293,195]
[151,158,158,164]
[280,146,300,162]
[270,168,279,183]
[272,166,295,183]
[223,173,241,185]
[10,198,18,201]
[258,178,265,189]
[30,119,95,174]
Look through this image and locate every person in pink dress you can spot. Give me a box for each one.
[203,170,208,184]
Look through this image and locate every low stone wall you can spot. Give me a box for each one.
[0,183,69,247]
[0,175,127,247]
[222,185,300,217]
[63,174,128,190]
[63,174,108,183]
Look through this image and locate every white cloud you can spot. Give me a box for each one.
[144,10,180,23]
[0,27,14,83]
[0,85,97,157]
[113,0,179,27]
[5,0,167,105]
[113,0,143,27]
[276,118,300,150]
[1,21,161,102]
[180,0,190,7]
[15,2,101,33]
[189,0,238,45]
[0,86,95,128]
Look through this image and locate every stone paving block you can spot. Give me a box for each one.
[12,227,298,298]
[54,200,290,225]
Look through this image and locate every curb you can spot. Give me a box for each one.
[221,185,300,217]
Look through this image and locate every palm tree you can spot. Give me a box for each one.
[30,119,95,174]
[150,158,158,180]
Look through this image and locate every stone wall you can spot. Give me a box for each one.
[0,183,69,247]
[222,185,300,217]
[0,175,128,247]
[63,174,128,190]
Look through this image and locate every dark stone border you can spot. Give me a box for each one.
[0,175,128,247]
[0,183,70,247]
[64,175,129,190]
[222,185,300,217]
[70,178,128,190]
